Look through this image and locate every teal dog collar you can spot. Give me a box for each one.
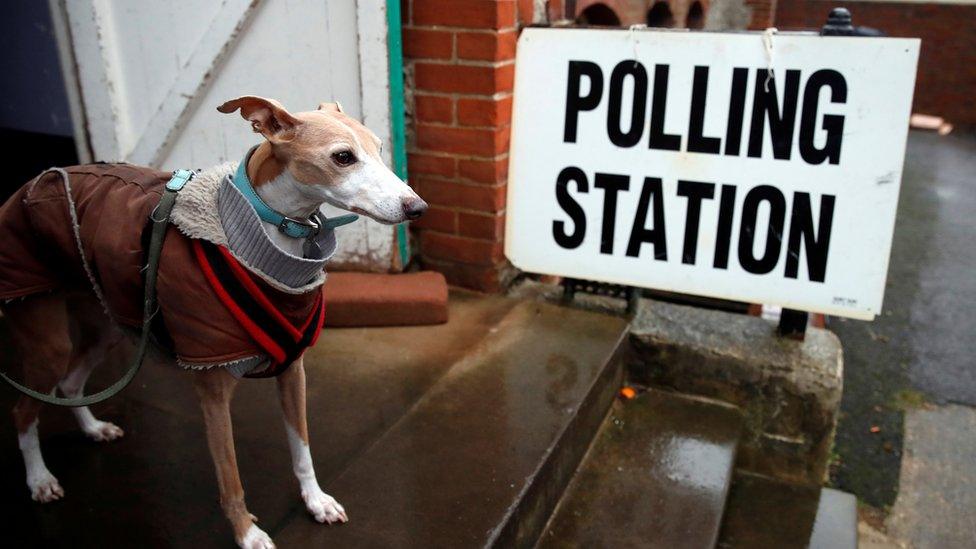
[232,147,359,239]
[232,148,322,239]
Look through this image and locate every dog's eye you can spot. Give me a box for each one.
[332,151,357,166]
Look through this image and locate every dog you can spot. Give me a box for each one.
[0,96,426,548]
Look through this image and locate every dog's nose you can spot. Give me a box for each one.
[403,196,428,220]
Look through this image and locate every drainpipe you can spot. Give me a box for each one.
[386,0,411,267]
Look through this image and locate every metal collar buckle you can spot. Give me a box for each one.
[278,215,320,237]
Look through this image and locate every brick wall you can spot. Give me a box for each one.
[776,0,976,126]
[573,0,774,29]
[402,0,524,292]
[400,0,781,293]
[744,0,776,28]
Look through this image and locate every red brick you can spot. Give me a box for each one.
[496,63,515,93]
[414,62,514,94]
[421,259,509,292]
[413,0,516,29]
[416,124,509,156]
[421,232,504,265]
[457,96,513,127]
[457,30,517,61]
[517,0,535,24]
[458,156,508,184]
[408,152,456,177]
[414,94,453,123]
[402,28,454,59]
[416,178,506,212]
[411,205,457,233]
[322,271,448,327]
[459,212,505,240]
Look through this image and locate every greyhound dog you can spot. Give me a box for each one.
[1,96,427,548]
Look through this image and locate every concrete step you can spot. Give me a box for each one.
[274,299,629,547]
[537,389,744,549]
[717,472,857,549]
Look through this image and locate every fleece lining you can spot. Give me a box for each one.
[169,163,338,294]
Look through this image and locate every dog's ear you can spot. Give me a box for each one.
[317,101,344,114]
[217,96,300,141]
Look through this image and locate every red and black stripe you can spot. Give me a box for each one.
[192,239,325,378]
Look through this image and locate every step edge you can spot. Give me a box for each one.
[531,402,620,549]
[485,326,630,549]
[537,387,745,549]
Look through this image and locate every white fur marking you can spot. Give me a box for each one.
[255,170,320,257]
[19,421,63,502]
[239,523,275,549]
[59,353,125,441]
[284,422,348,524]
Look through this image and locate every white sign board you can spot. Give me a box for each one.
[506,28,919,319]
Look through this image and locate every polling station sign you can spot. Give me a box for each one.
[506,28,920,319]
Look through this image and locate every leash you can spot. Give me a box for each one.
[0,169,194,407]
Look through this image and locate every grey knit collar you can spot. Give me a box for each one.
[217,175,337,289]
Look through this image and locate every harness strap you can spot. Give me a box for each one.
[191,239,324,378]
[0,169,194,407]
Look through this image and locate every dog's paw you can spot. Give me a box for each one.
[83,420,124,442]
[28,472,64,503]
[302,487,348,524]
[239,524,275,549]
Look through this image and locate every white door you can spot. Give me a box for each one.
[50,0,405,272]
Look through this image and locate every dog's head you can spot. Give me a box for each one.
[217,95,426,224]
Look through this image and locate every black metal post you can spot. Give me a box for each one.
[822,7,855,36]
[778,309,809,340]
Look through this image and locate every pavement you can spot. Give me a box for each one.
[887,404,976,548]
[829,130,976,543]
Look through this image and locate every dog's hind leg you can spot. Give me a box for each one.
[4,292,72,502]
[276,355,347,524]
[193,367,274,549]
[59,294,124,441]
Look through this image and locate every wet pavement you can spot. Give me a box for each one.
[829,130,976,507]
[0,291,628,547]
[718,472,856,549]
[539,390,742,549]
[887,404,976,548]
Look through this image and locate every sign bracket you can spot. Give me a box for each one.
[562,278,641,315]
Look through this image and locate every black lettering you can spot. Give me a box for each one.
[687,66,721,154]
[648,65,681,151]
[799,70,847,165]
[676,180,715,264]
[626,177,668,260]
[564,61,604,143]
[713,184,737,269]
[594,173,630,254]
[786,193,835,282]
[747,69,801,160]
[553,167,588,248]
[738,185,786,274]
[607,61,649,147]
[724,68,748,156]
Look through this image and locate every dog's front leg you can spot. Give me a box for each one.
[193,368,274,549]
[276,356,348,524]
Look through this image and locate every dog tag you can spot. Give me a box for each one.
[303,238,322,259]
